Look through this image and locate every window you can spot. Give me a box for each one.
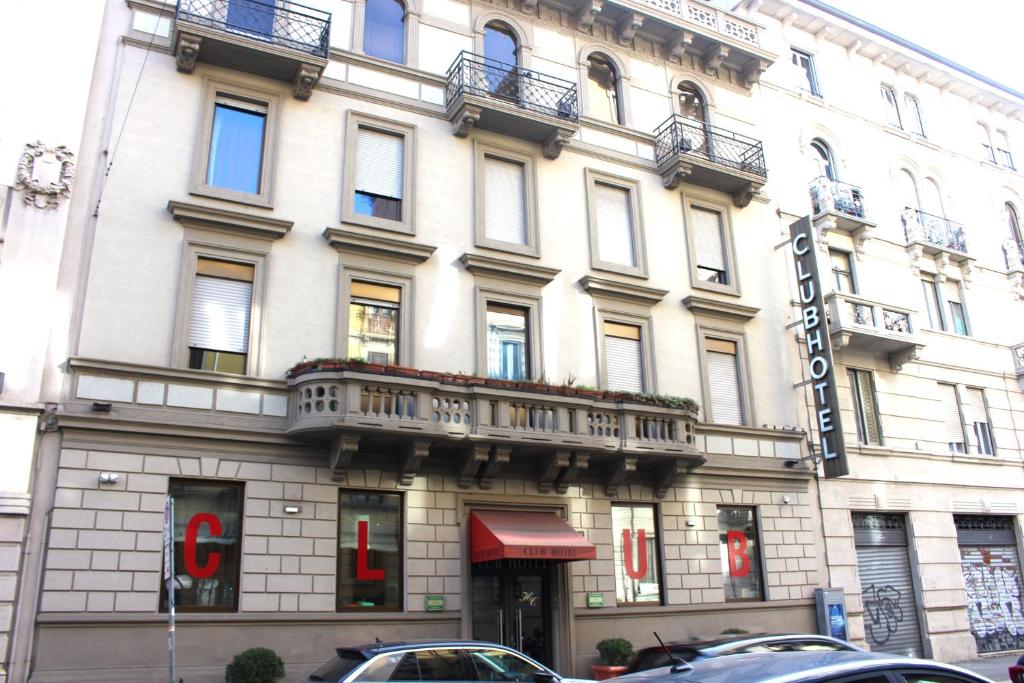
[363,0,405,64]
[938,383,966,454]
[474,142,538,255]
[718,507,763,601]
[677,83,706,122]
[943,280,969,336]
[612,504,662,605]
[191,80,279,207]
[881,85,902,128]
[603,321,644,393]
[791,48,819,96]
[962,387,994,455]
[487,304,529,380]
[343,113,415,233]
[483,22,519,97]
[188,257,254,374]
[466,649,544,681]
[811,139,836,181]
[160,479,243,612]
[995,131,1015,169]
[978,123,996,162]
[390,650,465,680]
[227,0,274,37]
[904,94,925,136]
[704,337,744,425]
[830,249,855,293]
[897,169,921,213]
[685,201,736,293]
[348,281,401,365]
[586,170,647,277]
[338,491,403,611]
[1008,203,1024,266]
[920,275,943,329]
[586,53,622,124]
[848,369,881,446]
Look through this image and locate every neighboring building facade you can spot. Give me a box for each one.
[745,0,1024,663]
[3,0,1022,681]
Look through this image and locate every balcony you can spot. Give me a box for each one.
[654,115,766,207]
[1013,343,1024,390]
[825,292,924,373]
[810,177,875,235]
[445,52,579,159]
[902,209,970,262]
[173,0,330,100]
[287,361,704,497]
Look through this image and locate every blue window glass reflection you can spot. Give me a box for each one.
[226,0,275,37]
[484,23,517,65]
[207,103,266,195]
[364,0,405,64]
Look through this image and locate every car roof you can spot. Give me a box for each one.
[641,633,852,651]
[343,640,526,657]
[614,650,993,683]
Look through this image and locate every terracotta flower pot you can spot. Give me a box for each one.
[591,665,628,681]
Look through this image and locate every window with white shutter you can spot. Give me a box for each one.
[594,183,636,268]
[604,322,643,393]
[705,338,744,425]
[849,369,881,445]
[484,156,527,246]
[188,258,254,374]
[938,383,966,454]
[354,127,404,221]
[692,207,728,285]
[962,387,994,455]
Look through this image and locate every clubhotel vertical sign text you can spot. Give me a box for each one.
[790,217,849,478]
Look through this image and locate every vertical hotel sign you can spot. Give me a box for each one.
[790,217,848,478]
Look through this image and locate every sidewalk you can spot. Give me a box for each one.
[952,653,1021,683]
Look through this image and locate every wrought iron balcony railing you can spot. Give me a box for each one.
[810,177,866,220]
[445,51,579,123]
[902,208,968,254]
[654,115,766,178]
[1004,238,1024,272]
[176,0,330,58]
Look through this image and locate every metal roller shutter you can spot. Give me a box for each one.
[594,183,636,267]
[188,275,252,353]
[355,128,404,199]
[604,335,642,393]
[484,156,527,245]
[955,516,1024,653]
[853,513,925,658]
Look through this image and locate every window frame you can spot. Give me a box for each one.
[352,0,420,68]
[963,385,996,456]
[682,194,740,296]
[696,326,753,426]
[903,93,926,137]
[943,279,971,337]
[920,274,944,331]
[938,382,968,455]
[978,122,996,163]
[880,84,902,129]
[611,502,665,607]
[172,233,269,376]
[159,478,245,613]
[342,111,417,235]
[339,268,414,365]
[595,307,655,393]
[790,47,820,97]
[581,51,627,126]
[995,130,1015,169]
[336,489,405,612]
[473,141,540,257]
[360,0,408,64]
[847,368,883,446]
[717,505,765,603]
[584,169,648,278]
[189,78,281,208]
[474,287,542,381]
[829,248,856,294]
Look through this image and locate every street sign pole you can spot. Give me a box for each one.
[164,496,176,683]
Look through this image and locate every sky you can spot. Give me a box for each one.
[722,0,1024,94]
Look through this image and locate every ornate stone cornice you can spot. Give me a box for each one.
[459,253,560,287]
[682,295,759,321]
[167,200,293,240]
[578,275,667,306]
[323,227,436,264]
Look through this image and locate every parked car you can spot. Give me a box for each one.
[626,634,861,673]
[299,640,586,683]
[1010,653,1024,683]
[610,650,995,683]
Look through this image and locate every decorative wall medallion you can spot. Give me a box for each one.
[15,141,75,209]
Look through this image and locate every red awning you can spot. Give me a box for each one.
[470,510,597,563]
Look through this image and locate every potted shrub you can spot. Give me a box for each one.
[225,647,285,683]
[592,638,633,680]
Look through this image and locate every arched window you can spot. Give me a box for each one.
[586,53,621,125]
[921,178,945,218]
[897,170,920,213]
[677,82,706,122]
[484,22,518,65]
[363,0,406,64]
[1008,202,1023,246]
[810,139,836,181]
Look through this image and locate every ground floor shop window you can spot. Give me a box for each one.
[338,491,403,611]
[161,479,243,612]
[612,504,662,605]
[718,506,763,601]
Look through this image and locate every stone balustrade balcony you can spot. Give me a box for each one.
[825,291,924,373]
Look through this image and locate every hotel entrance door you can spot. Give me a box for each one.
[471,559,552,666]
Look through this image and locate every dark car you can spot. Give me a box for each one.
[612,649,995,683]
[626,634,861,673]
[299,640,582,683]
[1010,653,1024,683]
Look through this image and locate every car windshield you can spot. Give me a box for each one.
[466,648,544,681]
[308,651,368,682]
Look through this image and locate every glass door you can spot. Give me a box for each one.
[227,0,276,39]
[471,560,552,666]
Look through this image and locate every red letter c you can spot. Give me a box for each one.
[184,512,222,579]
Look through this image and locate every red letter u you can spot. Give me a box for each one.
[623,528,648,580]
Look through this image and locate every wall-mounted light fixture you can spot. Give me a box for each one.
[98,472,120,484]
[685,519,697,527]
[782,495,791,504]
[284,505,302,514]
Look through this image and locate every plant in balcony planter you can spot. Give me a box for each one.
[592,638,633,680]
[418,369,443,381]
[389,365,421,379]
[465,375,487,386]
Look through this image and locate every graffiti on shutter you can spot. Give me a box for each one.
[961,545,1024,653]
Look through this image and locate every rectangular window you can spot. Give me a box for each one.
[338,491,402,611]
[160,479,243,612]
[904,94,925,137]
[848,369,882,445]
[586,170,646,277]
[484,156,527,246]
[604,321,643,393]
[718,506,763,602]
[487,304,529,381]
[348,281,401,365]
[881,85,902,128]
[938,383,966,454]
[354,127,404,221]
[791,48,819,96]
[921,275,943,330]
[692,206,729,285]
[612,504,662,605]
[188,257,254,375]
[943,281,968,336]
[705,338,744,425]
[996,131,1015,169]
[962,387,994,455]
[830,249,855,293]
